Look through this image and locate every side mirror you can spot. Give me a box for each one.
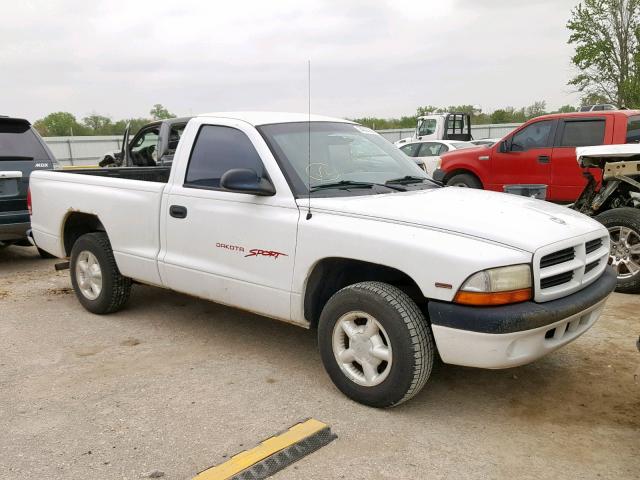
[220,168,276,196]
[499,139,511,153]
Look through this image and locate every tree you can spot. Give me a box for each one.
[567,0,640,107]
[150,104,175,120]
[490,109,511,124]
[82,114,114,134]
[525,100,547,119]
[33,112,86,137]
[556,104,578,113]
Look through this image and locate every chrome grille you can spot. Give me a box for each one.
[533,233,610,302]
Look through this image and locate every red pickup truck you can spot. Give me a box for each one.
[433,110,640,202]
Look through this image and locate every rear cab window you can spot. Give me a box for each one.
[558,119,606,147]
[626,115,640,143]
[184,125,268,190]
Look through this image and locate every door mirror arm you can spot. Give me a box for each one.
[220,168,276,196]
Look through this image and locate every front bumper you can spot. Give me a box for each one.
[432,168,446,183]
[428,267,617,369]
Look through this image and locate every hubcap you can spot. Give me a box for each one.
[608,226,640,279]
[75,251,103,300]
[332,312,392,387]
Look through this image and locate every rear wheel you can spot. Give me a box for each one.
[446,173,481,188]
[70,232,132,313]
[596,208,640,294]
[318,281,434,408]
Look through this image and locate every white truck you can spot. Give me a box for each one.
[394,112,472,146]
[30,112,617,408]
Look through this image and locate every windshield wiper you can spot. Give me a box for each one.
[386,175,441,187]
[310,180,405,192]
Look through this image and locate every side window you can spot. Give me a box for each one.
[438,143,449,154]
[400,143,421,157]
[185,125,267,189]
[417,142,441,156]
[559,120,605,147]
[510,120,553,151]
[417,119,437,136]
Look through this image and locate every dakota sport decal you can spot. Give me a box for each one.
[216,243,287,259]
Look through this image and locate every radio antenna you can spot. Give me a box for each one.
[306,59,312,220]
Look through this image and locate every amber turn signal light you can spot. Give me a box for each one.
[453,288,532,306]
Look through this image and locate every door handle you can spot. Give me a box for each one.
[169,205,187,219]
[538,155,550,164]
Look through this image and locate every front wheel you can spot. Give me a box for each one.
[318,282,434,408]
[70,232,132,314]
[446,173,482,188]
[596,208,640,294]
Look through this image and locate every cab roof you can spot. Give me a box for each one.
[197,111,353,126]
[530,109,640,122]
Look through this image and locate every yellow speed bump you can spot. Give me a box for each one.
[194,419,336,480]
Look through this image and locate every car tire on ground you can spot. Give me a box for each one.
[37,247,55,259]
[446,173,482,188]
[596,207,640,294]
[70,232,132,314]
[318,281,434,408]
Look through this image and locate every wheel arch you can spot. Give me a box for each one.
[62,212,107,256]
[303,257,426,328]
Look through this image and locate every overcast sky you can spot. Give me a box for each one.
[2,0,581,121]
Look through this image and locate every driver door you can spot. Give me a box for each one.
[490,120,556,192]
[159,118,300,322]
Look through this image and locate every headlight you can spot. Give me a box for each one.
[454,264,532,306]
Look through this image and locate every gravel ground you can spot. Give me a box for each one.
[1,245,639,480]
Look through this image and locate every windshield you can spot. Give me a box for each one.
[451,142,475,150]
[258,122,430,196]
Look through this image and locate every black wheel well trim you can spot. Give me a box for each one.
[303,257,427,328]
[62,212,107,256]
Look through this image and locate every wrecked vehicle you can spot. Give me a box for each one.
[574,144,640,293]
[99,117,191,168]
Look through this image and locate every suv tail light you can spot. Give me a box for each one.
[27,187,32,215]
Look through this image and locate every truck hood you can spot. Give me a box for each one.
[304,188,605,253]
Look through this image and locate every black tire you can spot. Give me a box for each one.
[37,247,55,259]
[595,207,640,294]
[318,281,434,408]
[446,172,482,188]
[69,232,132,314]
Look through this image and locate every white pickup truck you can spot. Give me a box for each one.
[30,112,617,408]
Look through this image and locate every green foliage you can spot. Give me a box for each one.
[352,100,576,130]
[150,103,175,120]
[567,0,640,107]
[557,104,578,113]
[33,112,87,136]
[33,106,176,137]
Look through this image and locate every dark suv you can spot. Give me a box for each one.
[0,116,58,256]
